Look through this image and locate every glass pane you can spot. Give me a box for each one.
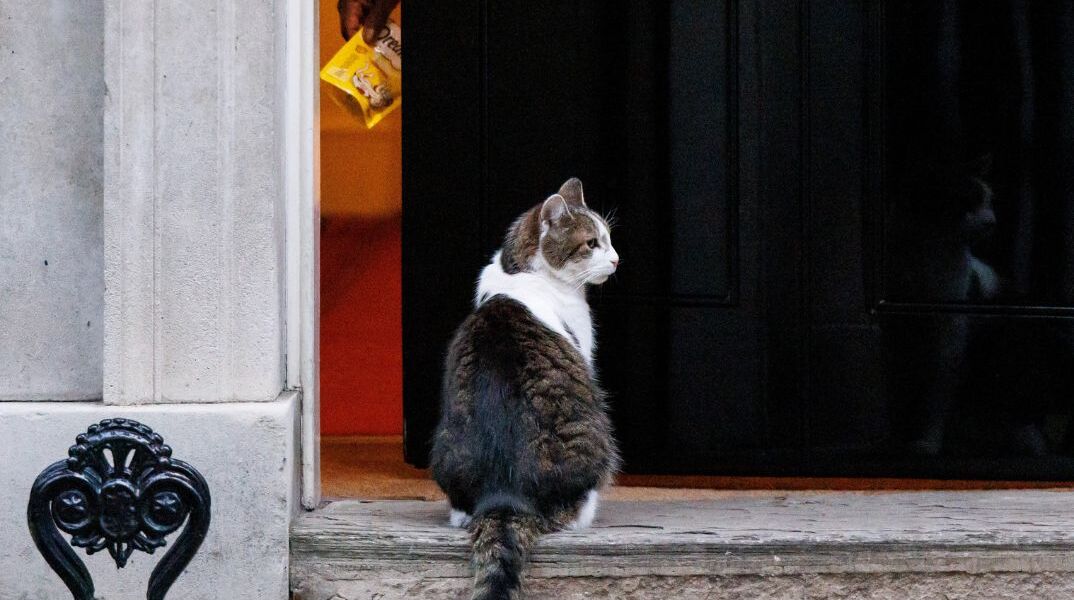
[884,2,1074,306]
[880,2,1074,466]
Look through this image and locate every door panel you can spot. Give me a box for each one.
[404,0,1074,478]
[873,1,1074,468]
[668,0,735,300]
[882,1,1074,310]
[402,0,486,466]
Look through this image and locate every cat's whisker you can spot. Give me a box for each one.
[566,267,597,283]
[565,274,595,293]
[569,277,592,293]
[568,267,602,290]
[603,207,619,229]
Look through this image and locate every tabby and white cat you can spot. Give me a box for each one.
[430,178,620,600]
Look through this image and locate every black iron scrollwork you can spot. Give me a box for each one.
[27,418,211,600]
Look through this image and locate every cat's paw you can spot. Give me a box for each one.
[449,509,472,528]
[566,490,599,530]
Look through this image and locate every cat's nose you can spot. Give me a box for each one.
[611,259,619,268]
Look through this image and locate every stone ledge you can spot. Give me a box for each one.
[290,490,1074,599]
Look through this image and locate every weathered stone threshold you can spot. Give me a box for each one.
[290,490,1074,599]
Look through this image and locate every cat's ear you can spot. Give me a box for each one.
[557,177,587,208]
[540,194,571,224]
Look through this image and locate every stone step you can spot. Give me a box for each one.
[290,490,1074,599]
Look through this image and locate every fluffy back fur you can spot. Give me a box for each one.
[431,178,620,600]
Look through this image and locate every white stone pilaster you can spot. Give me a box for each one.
[104,0,286,404]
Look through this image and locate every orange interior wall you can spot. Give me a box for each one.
[319,0,403,435]
[321,217,401,435]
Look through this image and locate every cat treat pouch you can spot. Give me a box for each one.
[320,20,401,128]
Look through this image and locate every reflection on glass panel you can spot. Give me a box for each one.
[884,2,1074,306]
[882,312,1074,461]
[882,2,1074,464]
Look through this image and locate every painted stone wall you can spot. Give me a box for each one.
[0,2,105,401]
[0,2,301,598]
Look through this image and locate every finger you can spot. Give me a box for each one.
[361,0,400,45]
[338,0,366,40]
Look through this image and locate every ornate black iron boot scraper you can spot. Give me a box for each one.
[27,418,211,600]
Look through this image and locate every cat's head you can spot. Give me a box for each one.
[500,178,619,285]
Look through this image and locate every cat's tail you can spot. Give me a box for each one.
[469,492,543,600]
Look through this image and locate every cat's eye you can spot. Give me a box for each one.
[586,238,599,249]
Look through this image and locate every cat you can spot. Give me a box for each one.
[884,156,1000,455]
[430,178,620,600]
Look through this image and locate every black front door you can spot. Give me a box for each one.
[403,1,1074,478]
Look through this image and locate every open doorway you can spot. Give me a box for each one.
[316,0,422,500]
[315,1,1074,502]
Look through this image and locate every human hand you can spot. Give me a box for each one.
[337,0,400,44]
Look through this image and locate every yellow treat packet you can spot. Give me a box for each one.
[321,20,402,128]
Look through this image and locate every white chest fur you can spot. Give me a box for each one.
[475,253,595,365]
